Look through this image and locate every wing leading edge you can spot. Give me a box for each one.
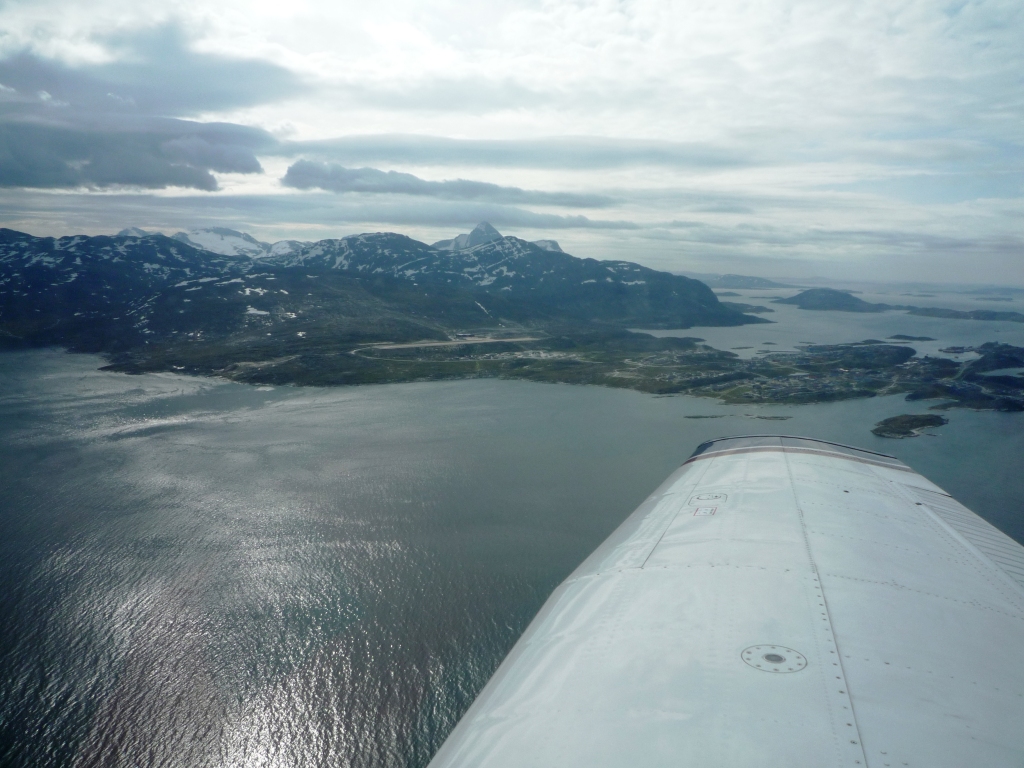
[428,436,1024,768]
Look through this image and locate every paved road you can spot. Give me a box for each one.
[355,337,540,352]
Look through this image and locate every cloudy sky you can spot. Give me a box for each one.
[0,0,1021,283]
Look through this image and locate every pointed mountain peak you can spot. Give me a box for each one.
[432,222,504,252]
[467,222,502,244]
[117,227,152,237]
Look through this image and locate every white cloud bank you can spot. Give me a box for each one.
[0,0,1021,284]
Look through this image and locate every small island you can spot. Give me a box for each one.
[872,414,949,438]
[775,288,890,312]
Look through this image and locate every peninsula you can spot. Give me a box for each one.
[1,224,1021,412]
[776,287,1024,323]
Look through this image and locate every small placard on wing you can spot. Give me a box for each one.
[694,507,717,516]
[689,493,727,505]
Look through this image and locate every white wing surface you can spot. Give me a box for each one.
[429,436,1024,768]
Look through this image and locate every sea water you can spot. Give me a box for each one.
[641,287,1024,360]
[1,339,1022,767]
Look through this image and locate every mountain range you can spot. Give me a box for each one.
[0,223,765,371]
[117,223,565,260]
[118,227,311,259]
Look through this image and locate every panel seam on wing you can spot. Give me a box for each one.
[804,529,986,560]
[882,478,1024,609]
[905,487,1024,592]
[821,573,1024,621]
[639,459,716,570]
[782,449,871,768]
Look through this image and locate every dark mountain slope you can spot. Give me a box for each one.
[0,225,765,385]
[274,232,755,328]
[0,229,249,352]
[0,229,532,355]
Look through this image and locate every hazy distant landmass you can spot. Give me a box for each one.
[719,301,775,314]
[777,288,1024,323]
[908,307,1024,322]
[774,288,892,312]
[688,273,797,289]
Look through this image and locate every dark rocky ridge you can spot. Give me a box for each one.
[0,225,762,360]
[279,230,753,329]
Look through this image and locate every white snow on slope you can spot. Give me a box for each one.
[174,228,268,258]
[269,240,310,257]
[171,228,311,259]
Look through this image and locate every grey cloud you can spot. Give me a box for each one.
[2,188,1020,285]
[281,160,615,207]
[688,202,756,214]
[0,22,291,190]
[231,194,637,230]
[0,118,275,190]
[0,189,639,234]
[825,171,1024,205]
[0,23,306,116]
[160,136,264,175]
[0,22,303,191]
[279,135,752,170]
[645,219,1020,255]
[3,185,1009,255]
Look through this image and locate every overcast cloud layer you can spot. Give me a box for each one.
[0,0,1021,283]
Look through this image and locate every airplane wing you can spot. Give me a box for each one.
[428,436,1024,768]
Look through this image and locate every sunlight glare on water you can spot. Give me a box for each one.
[0,347,1021,767]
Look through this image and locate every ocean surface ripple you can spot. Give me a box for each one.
[1,349,1021,767]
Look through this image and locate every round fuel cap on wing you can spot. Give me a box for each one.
[741,645,807,673]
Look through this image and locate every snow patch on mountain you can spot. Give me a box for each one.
[173,228,269,258]
[170,228,310,259]
[532,239,563,253]
[269,240,310,257]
